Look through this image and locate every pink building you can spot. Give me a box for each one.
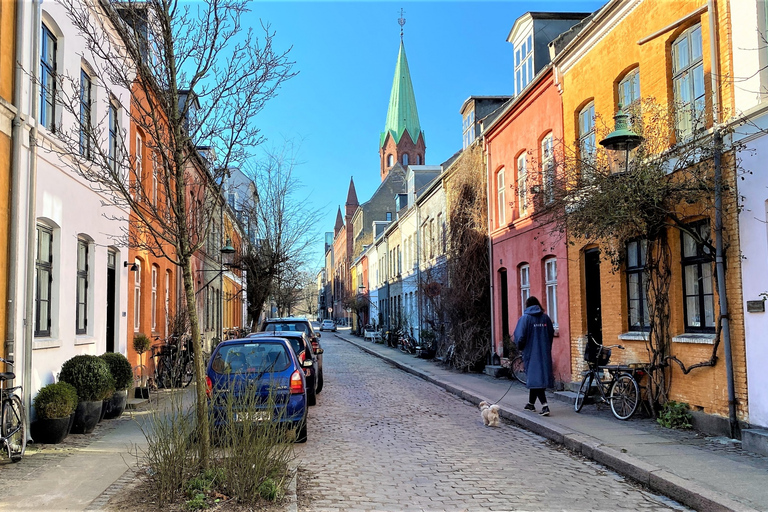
[484,66,571,385]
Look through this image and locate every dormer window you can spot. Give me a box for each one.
[514,33,534,95]
[462,110,475,149]
[402,154,408,166]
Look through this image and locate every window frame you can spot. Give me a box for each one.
[151,266,158,332]
[133,260,141,332]
[35,224,54,337]
[544,258,558,329]
[75,238,89,335]
[514,33,534,95]
[519,264,530,314]
[496,168,506,226]
[618,68,641,110]
[79,69,92,159]
[672,24,705,138]
[108,98,119,170]
[135,134,143,201]
[579,102,596,166]
[41,25,57,132]
[626,239,650,331]
[681,221,715,333]
[517,153,528,217]
[541,133,555,204]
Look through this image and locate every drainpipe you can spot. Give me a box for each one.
[416,195,422,342]
[485,141,497,359]
[23,0,41,430]
[708,0,721,123]
[713,130,737,438]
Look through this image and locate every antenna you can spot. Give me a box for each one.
[398,8,406,41]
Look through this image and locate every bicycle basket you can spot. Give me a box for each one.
[583,338,611,366]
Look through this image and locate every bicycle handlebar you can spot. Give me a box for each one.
[0,356,13,366]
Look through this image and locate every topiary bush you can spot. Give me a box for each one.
[133,333,151,355]
[59,355,113,402]
[99,352,133,391]
[33,382,78,420]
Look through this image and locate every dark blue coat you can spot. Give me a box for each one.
[514,305,555,389]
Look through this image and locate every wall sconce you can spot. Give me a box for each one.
[124,261,138,271]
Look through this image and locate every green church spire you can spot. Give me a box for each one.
[381,40,422,147]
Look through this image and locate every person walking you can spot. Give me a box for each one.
[514,296,555,416]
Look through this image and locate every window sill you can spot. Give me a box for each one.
[619,331,649,342]
[672,333,716,345]
[74,336,97,346]
[33,338,61,350]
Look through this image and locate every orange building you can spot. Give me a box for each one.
[551,0,743,431]
[0,0,15,360]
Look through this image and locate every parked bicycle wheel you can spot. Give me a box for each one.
[574,372,593,413]
[610,373,639,420]
[181,358,194,387]
[510,355,527,385]
[2,394,26,462]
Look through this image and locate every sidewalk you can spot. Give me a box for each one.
[332,328,768,512]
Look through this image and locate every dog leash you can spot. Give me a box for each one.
[491,379,516,406]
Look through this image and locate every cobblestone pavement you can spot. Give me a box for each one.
[294,335,690,512]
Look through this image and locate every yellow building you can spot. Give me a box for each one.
[551,0,744,431]
[0,1,17,360]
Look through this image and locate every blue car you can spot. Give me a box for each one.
[206,337,309,443]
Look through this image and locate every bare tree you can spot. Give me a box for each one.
[239,143,318,327]
[44,0,296,463]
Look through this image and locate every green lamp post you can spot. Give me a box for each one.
[599,105,643,174]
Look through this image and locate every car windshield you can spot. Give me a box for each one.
[211,343,290,374]
[264,322,309,334]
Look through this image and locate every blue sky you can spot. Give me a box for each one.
[246,1,605,271]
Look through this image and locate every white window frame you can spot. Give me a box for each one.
[151,266,157,331]
[79,69,92,159]
[545,258,558,329]
[517,153,528,217]
[514,33,534,96]
[76,238,89,335]
[164,270,170,338]
[618,68,641,110]
[520,265,530,313]
[579,103,596,165]
[672,24,705,138]
[135,134,143,201]
[133,260,141,332]
[151,152,158,205]
[496,169,506,226]
[541,133,554,204]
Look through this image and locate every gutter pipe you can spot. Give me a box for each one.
[485,140,496,359]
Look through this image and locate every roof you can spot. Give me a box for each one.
[380,41,422,147]
[346,176,359,206]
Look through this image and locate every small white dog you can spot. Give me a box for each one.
[479,401,501,427]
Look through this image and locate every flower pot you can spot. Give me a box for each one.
[103,390,127,420]
[30,416,71,444]
[70,400,102,434]
[99,399,108,423]
[134,387,149,399]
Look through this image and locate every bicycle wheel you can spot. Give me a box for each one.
[610,373,640,420]
[158,358,174,389]
[181,358,194,388]
[574,372,593,413]
[510,355,527,385]
[2,395,26,462]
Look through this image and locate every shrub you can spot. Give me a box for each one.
[133,333,151,355]
[657,400,693,429]
[99,352,133,391]
[33,382,78,420]
[59,355,113,402]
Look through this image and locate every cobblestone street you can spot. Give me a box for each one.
[293,335,689,511]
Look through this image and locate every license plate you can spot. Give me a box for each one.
[234,411,271,422]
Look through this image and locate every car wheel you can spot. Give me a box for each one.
[295,420,307,443]
[316,371,324,394]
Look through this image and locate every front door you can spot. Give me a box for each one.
[584,248,602,345]
[106,250,116,352]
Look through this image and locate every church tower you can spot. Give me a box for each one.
[380,17,425,182]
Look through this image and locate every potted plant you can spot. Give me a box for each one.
[133,333,152,399]
[59,355,113,434]
[99,352,133,419]
[30,382,78,444]
[98,374,116,423]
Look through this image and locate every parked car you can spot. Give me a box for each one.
[206,337,308,443]
[248,331,323,405]
[260,316,324,364]
[320,319,336,332]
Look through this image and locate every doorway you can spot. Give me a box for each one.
[499,269,510,356]
[584,248,602,345]
[106,250,116,352]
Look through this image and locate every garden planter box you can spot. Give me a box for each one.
[30,416,72,444]
[103,390,127,419]
[70,400,102,434]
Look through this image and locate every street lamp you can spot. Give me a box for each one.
[600,105,643,174]
[220,237,236,268]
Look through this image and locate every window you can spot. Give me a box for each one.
[681,221,715,332]
[517,153,528,217]
[76,239,89,334]
[402,153,408,166]
[41,25,57,131]
[135,135,143,200]
[133,260,141,332]
[545,258,558,328]
[514,33,534,96]
[35,225,53,337]
[579,103,596,165]
[108,99,119,170]
[541,133,555,204]
[519,264,530,313]
[151,266,157,331]
[151,152,158,205]
[626,240,650,330]
[164,270,170,337]
[618,68,641,110]
[463,111,475,149]
[80,69,92,159]
[496,169,506,226]
[416,154,422,165]
[386,212,392,222]
[672,24,705,137]
[387,154,394,167]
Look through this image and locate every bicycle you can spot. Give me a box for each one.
[0,356,26,462]
[398,331,417,354]
[152,335,194,389]
[507,353,527,385]
[573,335,644,420]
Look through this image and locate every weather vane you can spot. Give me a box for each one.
[398,8,406,41]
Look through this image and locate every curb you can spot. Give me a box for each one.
[338,333,759,512]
